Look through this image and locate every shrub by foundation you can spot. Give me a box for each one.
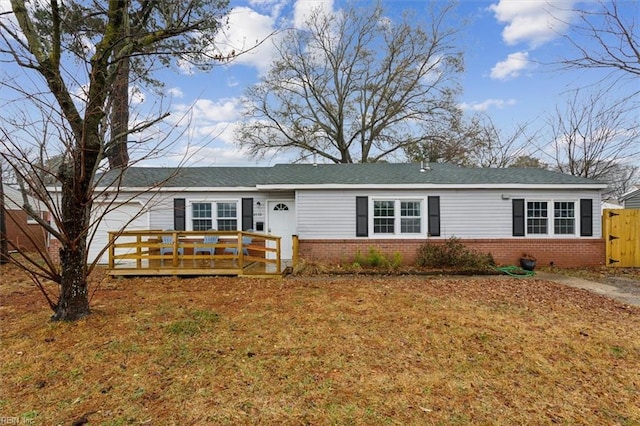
[416,237,495,270]
[353,247,403,270]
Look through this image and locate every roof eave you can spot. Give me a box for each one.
[48,186,263,192]
[620,187,640,201]
[256,183,608,190]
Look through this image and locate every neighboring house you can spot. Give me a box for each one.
[2,185,49,252]
[601,199,623,211]
[620,185,640,209]
[50,163,607,267]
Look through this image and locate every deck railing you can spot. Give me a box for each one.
[106,230,283,277]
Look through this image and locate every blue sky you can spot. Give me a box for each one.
[145,0,637,167]
[1,0,638,167]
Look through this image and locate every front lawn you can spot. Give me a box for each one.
[1,266,639,425]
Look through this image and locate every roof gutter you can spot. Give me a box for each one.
[256,183,609,190]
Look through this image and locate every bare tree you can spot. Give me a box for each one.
[560,0,639,80]
[546,0,640,193]
[463,116,538,168]
[403,112,479,166]
[603,163,639,200]
[542,89,639,195]
[405,113,539,168]
[20,0,230,171]
[237,2,463,164]
[24,0,230,170]
[508,155,547,169]
[0,1,228,321]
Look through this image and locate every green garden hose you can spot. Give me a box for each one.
[493,265,535,277]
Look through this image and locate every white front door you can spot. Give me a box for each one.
[267,201,295,260]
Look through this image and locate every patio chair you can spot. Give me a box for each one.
[224,232,253,256]
[194,234,219,256]
[160,234,183,256]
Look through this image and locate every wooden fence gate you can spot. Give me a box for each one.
[602,209,640,267]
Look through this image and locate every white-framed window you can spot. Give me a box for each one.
[192,202,212,231]
[526,201,548,234]
[553,201,575,235]
[373,200,395,233]
[191,201,238,231]
[400,201,421,233]
[372,199,422,235]
[526,200,576,236]
[216,202,238,231]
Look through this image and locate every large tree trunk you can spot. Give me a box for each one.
[53,244,90,321]
[107,57,130,169]
[51,151,97,321]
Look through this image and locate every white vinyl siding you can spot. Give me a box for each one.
[296,190,360,239]
[295,189,601,239]
[124,192,267,232]
[116,188,601,240]
[622,191,640,209]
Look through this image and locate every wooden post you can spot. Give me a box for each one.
[238,231,244,270]
[292,235,299,268]
[276,237,281,273]
[172,231,179,267]
[108,232,115,269]
[136,234,141,269]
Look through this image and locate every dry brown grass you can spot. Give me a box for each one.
[1,264,639,425]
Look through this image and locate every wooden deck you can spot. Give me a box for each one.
[106,230,291,278]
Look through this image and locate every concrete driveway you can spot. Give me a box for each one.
[536,272,640,307]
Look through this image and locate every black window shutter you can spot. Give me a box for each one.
[512,199,525,236]
[356,196,368,237]
[427,196,440,237]
[174,198,186,231]
[580,198,593,236]
[242,198,254,231]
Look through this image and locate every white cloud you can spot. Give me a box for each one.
[249,0,288,18]
[490,51,529,80]
[171,98,241,124]
[214,6,280,75]
[177,59,196,75]
[459,98,517,112]
[293,0,334,29]
[489,0,577,48]
[165,144,258,166]
[167,87,184,98]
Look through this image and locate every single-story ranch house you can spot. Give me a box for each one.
[59,162,607,267]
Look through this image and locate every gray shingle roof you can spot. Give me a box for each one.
[98,163,605,188]
[98,166,271,188]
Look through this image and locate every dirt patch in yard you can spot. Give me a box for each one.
[605,275,640,295]
[1,265,639,425]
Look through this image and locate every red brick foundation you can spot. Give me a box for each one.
[298,238,605,268]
